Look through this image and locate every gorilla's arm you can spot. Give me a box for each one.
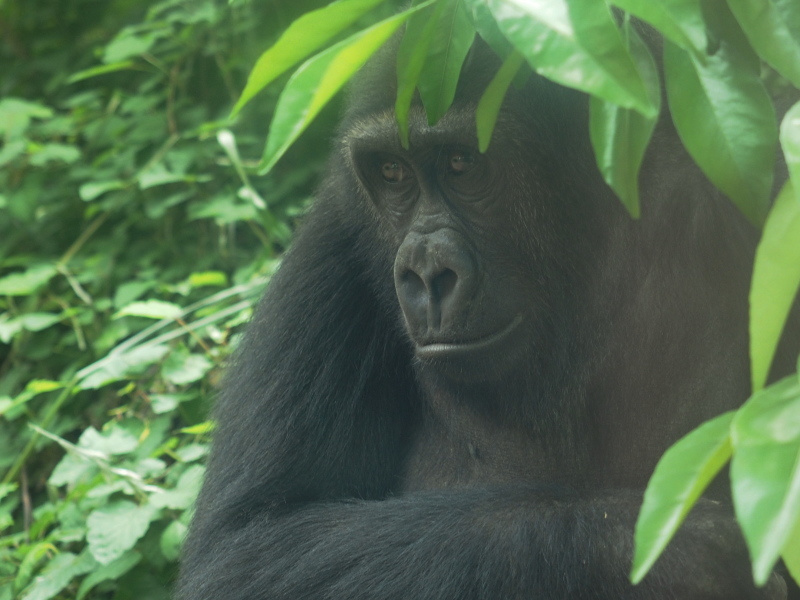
[176,202,780,600]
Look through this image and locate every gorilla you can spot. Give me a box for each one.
[177,36,799,600]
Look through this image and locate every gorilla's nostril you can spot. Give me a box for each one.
[432,268,457,303]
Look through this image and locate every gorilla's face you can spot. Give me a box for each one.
[345,103,592,383]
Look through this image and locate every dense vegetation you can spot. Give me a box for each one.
[0,0,358,597]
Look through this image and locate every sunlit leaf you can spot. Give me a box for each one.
[663,40,776,226]
[487,0,655,117]
[416,0,476,125]
[113,299,182,320]
[609,0,706,53]
[750,183,800,391]
[727,0,800,88]
[231,0,388,115]
[731,375,800,584]
[781,101,800,204]
[589,20,660,218]
[260,2,434,173]
[476,51,524,152]
[631,412,734,583]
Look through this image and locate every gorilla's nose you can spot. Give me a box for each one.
[394,229,478,335]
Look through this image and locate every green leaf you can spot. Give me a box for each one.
[663,40,776,226]
[750,183,800,391]
[727,0,800,88]
[589,20,660,218]
[113,299,182,320]
[78,344,170,389]
[161,348,212,385]
[487,0,655,117]
[609,0,706,53]
[783,514,800,586]
[0,264,57,296]
[75,551,141,600]
[476,51,525,152]
[396,0,449,147]
[416,0,476,125]
[78,180,127,202]
[631,411,734,584]
[782,101,800,204]
[464,0,514,57]
[232,0,388,115]
[0,98,52,139]
[731,375,800,584]
[260,2,434,173]
[18,551,95,600]
[67,60,136,85]
[160,520,187,561]
[150,465,204,510]
[86,501,157,565]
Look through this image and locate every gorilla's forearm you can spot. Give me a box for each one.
[177,489,782,600]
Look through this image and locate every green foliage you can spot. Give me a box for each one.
[0,0,328,597]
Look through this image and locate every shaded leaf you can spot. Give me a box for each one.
[18,551,95,600]
[476,51,524,152]
[727,0,800,88]
[750,183,800,391]
[589,20,660,218]
[731,375,800,584]
[416,0,476,125]
[663,40,776,226]
[232,0,388,115]
[75,551,141,600]
[631,412,734,583]
[396,0,449,147]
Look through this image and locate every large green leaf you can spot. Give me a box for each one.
[260,2,434,174]
[609,0,706,53]
[476,51,525,152]
[486,0,655,117]
[663,40,777,226]
[782,101,800,204]
[731,375,800,585]
[464,0,514,57]
[631,412,735,584]
[416,0,476,125]
[231,0,387,115]
[396,0,449,147]
[589,20,660,218]
[750,183,800,391]
[727,0,800,88]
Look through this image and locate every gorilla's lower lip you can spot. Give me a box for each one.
[415,314,524,360]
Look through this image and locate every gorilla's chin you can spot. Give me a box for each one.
[414,315,526,382]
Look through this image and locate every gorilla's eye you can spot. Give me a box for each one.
[381,160,406,183]
[449,152,475,175]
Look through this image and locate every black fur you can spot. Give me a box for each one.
[177,39,798,600]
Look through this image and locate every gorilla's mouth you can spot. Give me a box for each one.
[415,314,524,361]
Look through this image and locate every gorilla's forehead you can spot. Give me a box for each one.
[341,105,492,155]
